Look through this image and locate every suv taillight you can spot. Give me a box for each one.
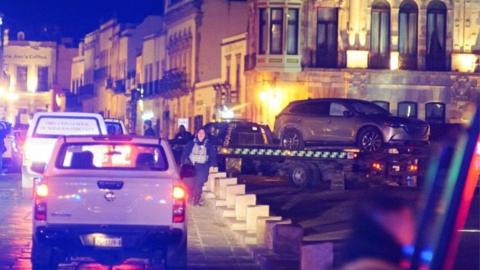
[173,185,186,223]
[34,179,48,221]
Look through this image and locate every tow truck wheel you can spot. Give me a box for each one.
[31,239,58,269]
[289,162,312,188]
[357,127,383,153]
[281,129,305,150]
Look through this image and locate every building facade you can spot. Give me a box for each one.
[1,30,76,125]
[71,17,162,132]
[244,0,480,127]
[137,0,249,137]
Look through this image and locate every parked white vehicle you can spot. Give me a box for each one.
[105,118,128,135]
[31,135,188,269]
[22,112,107,189]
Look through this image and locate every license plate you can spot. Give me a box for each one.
[94,235,122,248]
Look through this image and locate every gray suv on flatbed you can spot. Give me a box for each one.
[274,98,430,152]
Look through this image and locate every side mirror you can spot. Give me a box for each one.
[180,164,196,178]
[31,162,46,174]
[343,111,354,117]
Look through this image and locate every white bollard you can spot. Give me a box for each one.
[246,205,269,234]
[206,172,227,193]
[215,177,237,199]
[225,184,246,208]
[235,194,256,221]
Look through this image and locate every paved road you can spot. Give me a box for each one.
[0,174,259,270]
[241,174,479,270]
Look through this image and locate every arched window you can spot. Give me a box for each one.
[426,1,447,71]
[369,0,390,69]
[399,0,418,70]
[398,101,418,118]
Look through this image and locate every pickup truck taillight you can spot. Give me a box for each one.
[34,180,48,221]
[173,185,186,223]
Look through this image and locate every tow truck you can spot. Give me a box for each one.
[201,120,426,189]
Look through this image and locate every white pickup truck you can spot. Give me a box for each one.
[31,135,188,269]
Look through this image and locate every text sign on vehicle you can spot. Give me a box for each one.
[35,118,100,136]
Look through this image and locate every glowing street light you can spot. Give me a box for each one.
[7,91,18,101]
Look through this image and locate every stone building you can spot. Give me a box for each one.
[1,30,76,125]
[244,0,480,127]
[137,0,249,137]
[71,16,162,132]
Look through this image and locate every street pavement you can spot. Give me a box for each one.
[0,174,259,270]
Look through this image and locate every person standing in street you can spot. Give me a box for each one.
[0,122,9,175]
[181,128,216,206]
[143,120,156,137]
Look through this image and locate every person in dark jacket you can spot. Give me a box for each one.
[181,128,217,206]
[143,120,156,137]
[340,192,416,270]
[172,125,193,145]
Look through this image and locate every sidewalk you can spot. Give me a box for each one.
[187,199,260,270]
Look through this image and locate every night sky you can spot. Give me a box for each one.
[0,0,163,43]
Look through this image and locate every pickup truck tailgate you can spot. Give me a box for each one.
[46,175,174,226]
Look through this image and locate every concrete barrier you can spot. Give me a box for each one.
[273,224,304,256]
[246,205,269,233]
[256,216,282,245]
[235,194,256,221]
[265,219,292,250]
[225,184,246,208]
[301,242,333,270]
[214,177,237,199]
[206,172,227,193]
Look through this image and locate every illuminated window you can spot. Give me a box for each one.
[372,100,390,112]
[16,66,28,91]
[398,101,418,119]
[369,0,390,69]
[270,8,283,54]
[259,8,268,54]
[287,9,299,55]
[399,0,418,70]
[426,1,447,71]
[425,102,446,123]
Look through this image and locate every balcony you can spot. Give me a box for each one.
[142,69,189,99]
[77,84,94,98]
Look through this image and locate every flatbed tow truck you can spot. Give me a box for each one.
[200,121,427,189]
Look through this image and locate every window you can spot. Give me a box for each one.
[372,100,390,112]
[425,102,446,123]
[290,101,329,116]
[37,66,49,92]
[316,8,338,67]
[259,8,268,54]
[351,101,389,115]
[399,1,418,70]
[398,101,418,118]
[426,1,447,71]
[370,0,390,69]
[287,9,299,55]
[270,8,283,54]
[329,102,349,116]
[57,143,168,171]
[16,66,28,91]
[230,125,268,146]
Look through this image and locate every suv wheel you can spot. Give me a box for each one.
[357,127,383,153]
[281,129,305,150]
[31,239,58,269]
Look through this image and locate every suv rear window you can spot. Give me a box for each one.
[229,125,268,146]
[106,122,124,135]
[56,143,168,171]
[289,101,329,116]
